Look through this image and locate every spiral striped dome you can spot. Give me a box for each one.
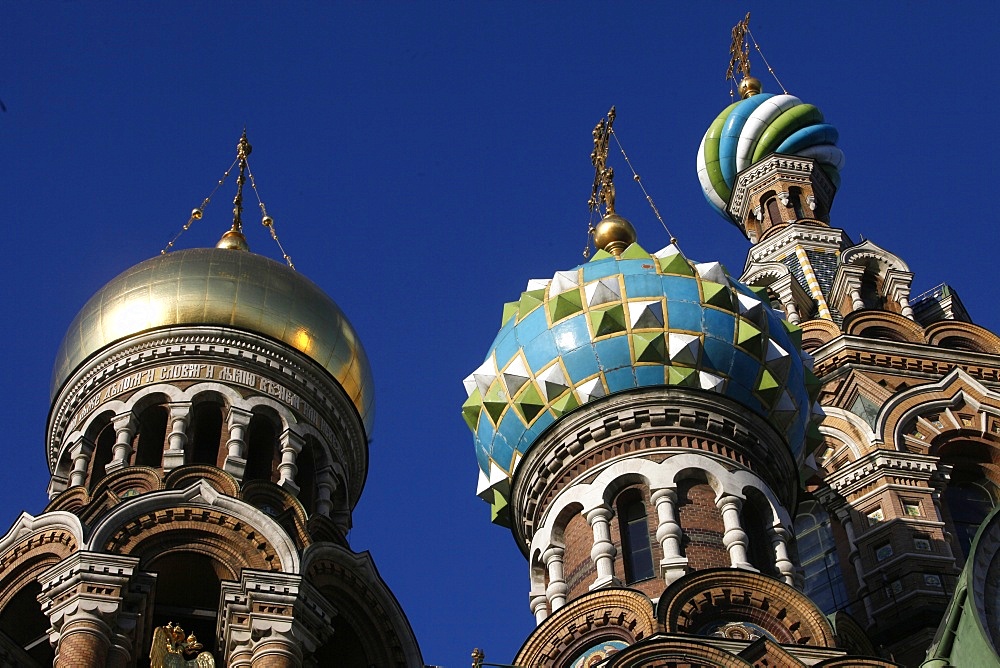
[696,92,844,222]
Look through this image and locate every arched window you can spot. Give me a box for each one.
[134,406,168,468]
[189,402,224,466]
[944,481,995,557]
[794,500,849,614]
[244,413,280,483]
[766,198,783,227]
[89,423,115,490]
[617,489,654,583]
[0,582,54,664]
[296,439,318,513]
[742,496,776,576]
[148,552,228,660]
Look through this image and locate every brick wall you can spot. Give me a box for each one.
[677,479,729,570]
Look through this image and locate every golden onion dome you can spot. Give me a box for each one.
[50,247,373,432]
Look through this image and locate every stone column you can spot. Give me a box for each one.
[315,474,336,517]
[68,437,95,488]
[717,495,753,570]
[277,430,304,496]
[651,488,688,584]
[105,413,138,474]
[850,288,865,312]
[769,525,796,585]
[162,402,191,472]
[223,407,253,479]
[37,552,140,668]
[837,509,874,619]
[529,591,549,625]
[542,546,567,613]
[586,505,621,589]
[219,570,337,668]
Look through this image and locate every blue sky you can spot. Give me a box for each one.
[1,3,998,666]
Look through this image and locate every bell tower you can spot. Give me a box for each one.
[0,134,422,667]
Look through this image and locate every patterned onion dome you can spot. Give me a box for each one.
[51,247,374,433]
[696,90,844,221]
[463,241,819,520]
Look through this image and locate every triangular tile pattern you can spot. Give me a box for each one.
[464,243,816,524]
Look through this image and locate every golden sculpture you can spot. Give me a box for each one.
[726,12,752,83]
[150,622,215,668]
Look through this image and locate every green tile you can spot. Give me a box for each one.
[548,289,583,323]
[482,381,508,423]
[501,301,519,326]
[632,332,666,363]
[514,383,546,423]
[668,366,697,386]
[462,389,482,431]
[782,319,803,347]
[517,289,546,321]
[550,392,580,417]
[657,253,695,275]
[590,304,626,337]
[702,281,734,310]
[737,319,764,357]
[590,248,613,261]
[756,368,782,404]
[620,243,652,260]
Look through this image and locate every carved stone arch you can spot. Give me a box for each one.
[604,638,755,667]
[549,501,585,549]
[513,588,655,667]
[925,320,1000,354]
[301,543,423,668]
[0,512,83,610]
[240,480,311,550]
[90,466,163,500]
[44,485,89,514]
[741,261,791,287]
[801,318,842,352]
[82,406,120,442]
[243,396,293,431]
[123,384,185,411]
[843,310,924,343]
[840,239,910,273]
[819,408,877,461]
[657,568,838,647]
[828,609,877,654]
[164,464,240,496]
[179,381,243,406]
[88,481,301,574]
[878,369,1000,448]
[578,458,662,511]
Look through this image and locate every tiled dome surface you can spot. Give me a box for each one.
[464,242,817,517]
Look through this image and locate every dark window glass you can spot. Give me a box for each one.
[620,495,654,583]
[944,482,995,557]
[794,500,849,614]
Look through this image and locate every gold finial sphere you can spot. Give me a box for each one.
[739,76,762,98]
[216,228,250,251]
[191,208,203,220]
[593,213,637,257]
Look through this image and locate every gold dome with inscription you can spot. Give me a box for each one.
[51,247,373,432]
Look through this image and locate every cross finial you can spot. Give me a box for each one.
[589,106,617,216]
[231,128,253,233]
[726,12,752,83]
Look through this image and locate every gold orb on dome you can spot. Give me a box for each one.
[216,228,250,251]
[593,213,637,257]
[216,229,250,251]
[739,76,762,99]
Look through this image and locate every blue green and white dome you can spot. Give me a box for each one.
[697,89,844,222]
[463,240,819,523]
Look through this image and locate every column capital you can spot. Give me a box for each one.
[219,570,337,666]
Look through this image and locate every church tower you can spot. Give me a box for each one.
[697,19,1000,666]
[0,134,422,667]
[463,98,893,665]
